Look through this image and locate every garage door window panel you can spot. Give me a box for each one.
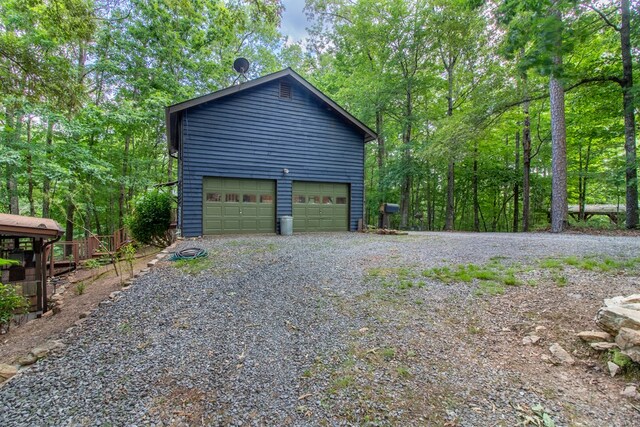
[206,193,222,202]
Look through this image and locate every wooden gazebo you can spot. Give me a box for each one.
[0,213,64,314]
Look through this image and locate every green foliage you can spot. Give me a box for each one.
[126,191,172,247]
[0,281,28,326]
[75,282,86,295]
[0,0,637,236]
[84,258,101,269]
[0,0,283,237]
[0,258,19,267]
[0,257,27,326]
[120,243,136,277]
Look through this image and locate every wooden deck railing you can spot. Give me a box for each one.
[45,228,128,276]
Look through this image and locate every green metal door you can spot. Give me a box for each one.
[203,177,275,234]
[292,182,349,232]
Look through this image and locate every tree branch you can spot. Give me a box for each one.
[498,75,622,112]
[585,4,620,32]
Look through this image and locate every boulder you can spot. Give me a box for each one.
[622,294,640,304]
[17,353,37,366]
[590,342,618,351]
[622,347,640,363]
[607,361,619,377]
[577,330,613,343]
[615,327,640,350]
[621,385,640,400]
[605,294,640,308]
[605,296,626,307]
[0,363,17,380]
[549,343,575,365]
[522,335,541,345]
[595,306,640,334]
[30,340,65,360]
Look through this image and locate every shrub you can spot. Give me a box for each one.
[127,190,173,247]
[0,282,28,330]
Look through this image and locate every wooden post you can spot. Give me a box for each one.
[34,238,43,313]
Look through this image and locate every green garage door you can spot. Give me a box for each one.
[203,177,275,234]
[293,181,349,232]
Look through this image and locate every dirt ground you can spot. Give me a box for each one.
[0,247,160,364]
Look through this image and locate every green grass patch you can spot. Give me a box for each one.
[396,365,411,378]
[332,375,354,390]
[422,262,521,288]
[540,258,564,269]
[380,347,396,360]
[539,255,640,273]
[553,274,568,287]
[475,281,505,296]
[174,257,211,275]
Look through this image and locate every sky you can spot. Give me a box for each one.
[280,0,309,43]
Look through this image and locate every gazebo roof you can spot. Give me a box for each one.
[0,213,64,239]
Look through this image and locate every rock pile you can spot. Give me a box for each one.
[578,294,640,373]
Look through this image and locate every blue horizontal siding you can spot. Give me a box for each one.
[180,77,365,236]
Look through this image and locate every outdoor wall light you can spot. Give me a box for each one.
[282,168,289,174]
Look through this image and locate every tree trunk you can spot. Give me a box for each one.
[473,142,480,232]
[444,65,455,231]
[513,130,520,232]
[26,117,35,216]
[376,111,385,171]
[620,0,638,228]
[42,118,54,217]
[400,87,412,228]
[65,185,75,256]
[522,89,532,232]
[119,135,131,229]
[578,140,592,221]
[5,109,21,214]
[376,109,386,223]
[550,66,568,232]
[93,204,102,236]
[445,161,455,230]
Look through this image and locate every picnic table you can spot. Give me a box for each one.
[567,204,626,224]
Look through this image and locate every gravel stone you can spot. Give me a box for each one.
[1,232,639,426]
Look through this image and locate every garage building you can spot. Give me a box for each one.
[166,68,376,236]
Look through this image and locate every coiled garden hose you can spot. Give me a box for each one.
[169,247,208,261]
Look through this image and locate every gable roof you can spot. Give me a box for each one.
[166,68,377,153]
[0,213,64,239]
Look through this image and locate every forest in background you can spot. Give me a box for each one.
[0,0,638,239]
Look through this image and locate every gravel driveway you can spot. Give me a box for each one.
[1,232,640,426]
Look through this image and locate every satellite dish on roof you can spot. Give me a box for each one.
[233,57,250,74]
